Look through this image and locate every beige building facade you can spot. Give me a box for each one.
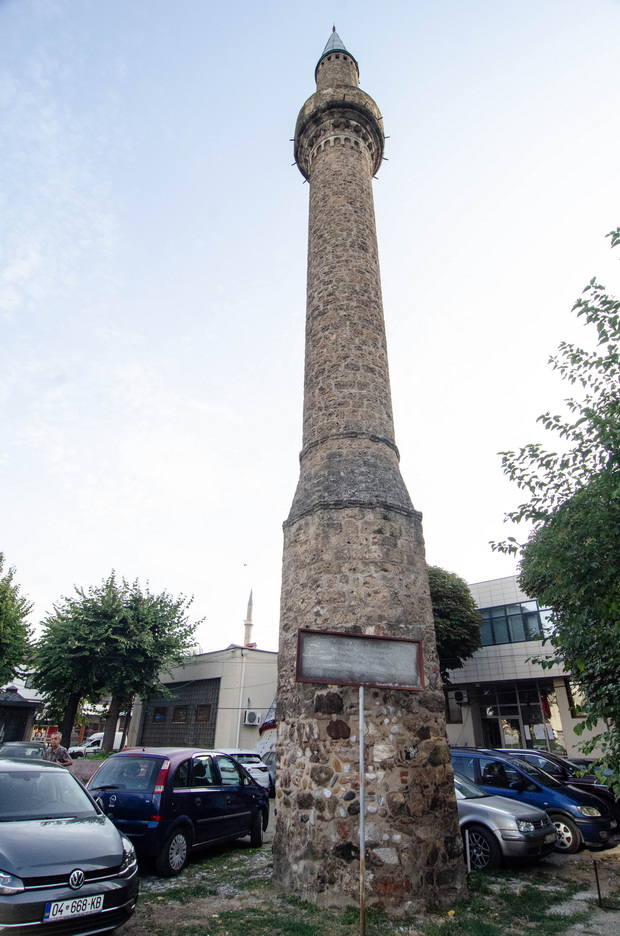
[128,645,278,751]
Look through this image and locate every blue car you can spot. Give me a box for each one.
[450,748,618,853]
[88,748,269,876]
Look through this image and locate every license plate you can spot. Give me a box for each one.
[544,832,557,843]
[44,894,104,921]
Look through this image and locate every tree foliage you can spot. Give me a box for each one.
[492,228,620,790]
[0,553,32,684]
[428,565,482,682]
[33,572,199,749]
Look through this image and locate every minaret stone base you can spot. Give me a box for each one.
[273,504,465,913]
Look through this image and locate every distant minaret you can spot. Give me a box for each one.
[274,30,465,914]
[243,590,254,646]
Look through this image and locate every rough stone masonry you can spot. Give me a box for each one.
[273,31,467,914]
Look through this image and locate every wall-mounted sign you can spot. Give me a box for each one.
[296,628,423,690]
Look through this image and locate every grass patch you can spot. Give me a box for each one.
[421,880,588,936]
[136,849,603,936]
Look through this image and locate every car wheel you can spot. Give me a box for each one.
[155,827,191,876]
[464,824,502,871]
[549,814,582,853]
[250,810,264,848]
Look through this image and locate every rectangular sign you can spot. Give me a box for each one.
[296,628,423,690]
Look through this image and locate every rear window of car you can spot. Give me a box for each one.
[451,754,476,781]
[0,743,46,758]
[0,767,97,821]
[89,756,163,793]
[232,753,261,765]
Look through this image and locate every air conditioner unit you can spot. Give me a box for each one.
[453,690,469,705]
[243,709,261,726]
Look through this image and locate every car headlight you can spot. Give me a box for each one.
[0,871,24,895]
[119,836,138,877]
[516,820,535,832]
[578,806,602,817]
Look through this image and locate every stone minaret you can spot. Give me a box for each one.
[273,31,466,914]
[243,590,254,646]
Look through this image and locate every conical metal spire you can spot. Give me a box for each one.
[321,26,348,56]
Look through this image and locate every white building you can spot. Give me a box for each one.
[128,593,278,751]
[445,575,599,757]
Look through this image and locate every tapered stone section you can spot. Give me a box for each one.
[274,32,466,914]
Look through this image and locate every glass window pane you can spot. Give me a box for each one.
[192,756,215,787]
[215,755,242,786]
[493,617,509,644]
[524,612,542,640]
[508,613,526,642]
[453,756,475,781]
[480,618,494,646]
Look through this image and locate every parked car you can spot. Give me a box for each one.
[499,748,620,821]
[454,771,557,870]
[262,749,276,797]
[0,757,138,935]
[87,748,269,876]
[450,748,618,853]
[69,732,124,758]
[0,741,47,760]
[218,749,271,791]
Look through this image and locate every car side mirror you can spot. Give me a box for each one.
[509,780,525,791]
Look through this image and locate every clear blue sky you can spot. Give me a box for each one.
[2,0,619,652]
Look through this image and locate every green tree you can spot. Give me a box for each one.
[493,227,620,790]
[0,553,33,684]
[427,565,482,682]
[33,572,199,749]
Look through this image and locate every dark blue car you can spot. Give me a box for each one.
[88,748,269,876]
[451,748,618,853]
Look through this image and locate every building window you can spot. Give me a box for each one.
[196,704,212,723]
[152,707,166,724]
[479,601,548,646]
[445,690,463,724]
[172,706,188,724]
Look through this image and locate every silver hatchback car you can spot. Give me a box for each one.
[454,771,557,870]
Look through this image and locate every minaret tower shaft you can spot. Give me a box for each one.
[274,31,465,914]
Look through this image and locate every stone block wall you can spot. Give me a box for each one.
[274,504,466,913]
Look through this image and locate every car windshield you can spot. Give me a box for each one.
[89,756,163,792]
[453,772,489,799]
[0,767,98,821]
[510,756,562,787]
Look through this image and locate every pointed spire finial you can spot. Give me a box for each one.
[321,27,348,56]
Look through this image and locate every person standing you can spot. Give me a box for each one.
[44,732,73,767]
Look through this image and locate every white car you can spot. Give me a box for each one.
[69,732,124,758]
[219,749,271,790]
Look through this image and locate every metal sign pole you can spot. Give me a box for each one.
[359,685,365,936]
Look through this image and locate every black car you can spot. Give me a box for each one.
[500,748,620,821]
[0,757,139,935]
[88,748,269,876]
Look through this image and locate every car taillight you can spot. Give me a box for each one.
[154,759,170,793]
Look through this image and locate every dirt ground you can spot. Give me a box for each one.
[119,806,620,936]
